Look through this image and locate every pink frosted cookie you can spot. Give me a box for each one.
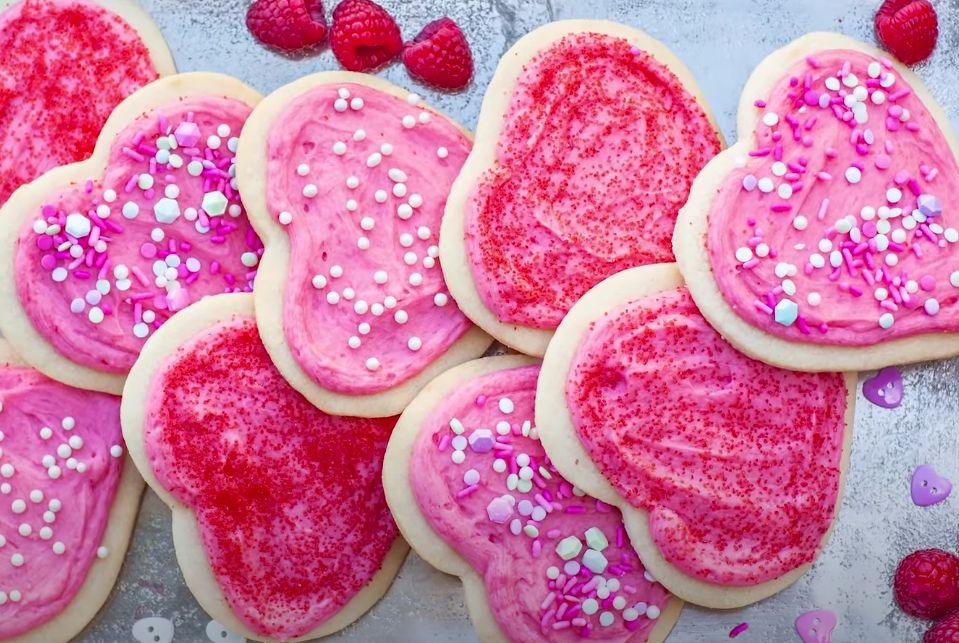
[536,264,855,608]
[675,33,959,371]
[235,72,491,418]
[441,20,722,356]
[0,339,142,642]
[0,73,263,394]
[121,293,406,642]
[384,355,682,642]
[0,0,175,205]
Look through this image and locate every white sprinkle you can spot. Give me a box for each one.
[365,357,380,371]
[348,336,361,349]
[397,204,413,219]
[879,313,895,329]
[334,98,348,112]
[402,115,416,129]
[762,112,779,127]
[367,153,382,168]
[394,310,409,324]
[326,292,340,305]
[97,546,109,559]
[279,211,293,225]
[360,217,375,231]
[434,293,449,306]
[346,176,360,189]
[353,129,366,141]
[303,184,318,198]
[793,215,808,231]
[332,141,347,156]
[350,97,364,111]
[437,147,449,159]
[408,337,422,351]
[312,275,327,289]
[380,143,393,156]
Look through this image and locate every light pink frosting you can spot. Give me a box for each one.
[0,363,125,638]
[410,364,671,641]
[15,96,260,373]
[264,83,473,394]
[566,288,847,586]
[708,49,959,345]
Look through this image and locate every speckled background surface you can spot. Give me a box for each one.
[80,0,959,641]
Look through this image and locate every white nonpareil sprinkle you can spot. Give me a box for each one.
[365,357,381,371]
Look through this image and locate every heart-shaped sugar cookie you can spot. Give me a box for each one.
[441,20,722,356]
[235,72,490,418]
[385,355,682,642]
[0,73,264,395]
[675,33,959,371]
[0,0,174,205]
[0,339,142,641]
[121,293,406,642]
[537,263,855,608]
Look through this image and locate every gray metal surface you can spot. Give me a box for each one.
[83,0,959,641]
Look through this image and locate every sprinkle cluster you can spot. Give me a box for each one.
[0,400,123,606]
[283,88,454,373]
[437,390,666,637]
[728,52,954,336]
[26,108,259,345]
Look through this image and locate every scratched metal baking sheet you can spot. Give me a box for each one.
[77,0,959,641]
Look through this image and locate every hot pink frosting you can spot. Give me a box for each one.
[708,49,959,345]
[465,32,720,329]
[566,288,847,586]
[264,83,473,394]
[410,364,671,641]
[143,316,398,639]
[0,363,125,638]
[14,96,260,373]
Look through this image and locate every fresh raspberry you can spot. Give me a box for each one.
[875,0,939,65]
[329,0,402,72]
[246,0,328,53]
[895,549,959,619]
[402,17,473,90]
[925,611,959,643]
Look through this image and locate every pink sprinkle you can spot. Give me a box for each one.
[811,198,828,221]
[771,203,792,213]
[796,316,811,335]
[730,622,750,638]
[455,484,479,499]
[616,526,625,548]
[437,434,450,451]
[889,89,910,102]
[595,499,611,513]
[754,99,767,108]
[742,258,759,270]
[564,505,585,514]
[816,171,832,181]
[749,147,772,157]
[131,266,151,287]
[140,243,157,259]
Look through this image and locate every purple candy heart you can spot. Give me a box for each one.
[911,464,952,507]
[795,609,837,643]
[862,367,903,409]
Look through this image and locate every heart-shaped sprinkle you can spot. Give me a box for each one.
[705,48,959,346]
[862,366,903,408]
[143,317,398,639]
[205,619,245,643]
[0,0,163,204]
[911,464,952,507]
[132,617,174,643]
[465,31,720,329]
[13,95,259,374]
[408,364,674,640]
[0,363,125,638]
[566,287,849,586]
[795,609,837,643]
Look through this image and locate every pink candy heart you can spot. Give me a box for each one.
[795,609,837,643]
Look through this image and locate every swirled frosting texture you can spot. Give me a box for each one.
[410,365,671,641]
[14,97,259,373]
[0,364,124,638]
[0,0,158,204]
[143,317,397,639]
[566,288,847,586]
[465,32,720,329]
[708,49,959,345]
[265,84,472,394]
